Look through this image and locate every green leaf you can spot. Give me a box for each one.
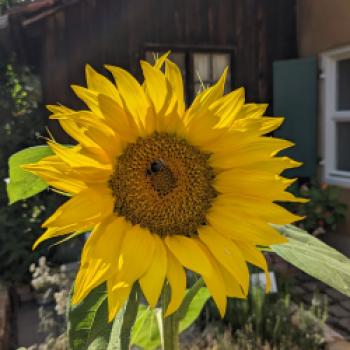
[131,305,161,350]
[179,287,210,332]
[68,284,112,350]
[131,285,210,350]
[108,283,139,350]
[7,145,52,204]
[272,225,350,296]
[106,303,126,350]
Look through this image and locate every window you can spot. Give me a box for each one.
[321,46,350,187]
[144,48,232,102]
[192,53,231,93]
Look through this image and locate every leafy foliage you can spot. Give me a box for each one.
[287,180,347,236]
[131,287,210,350]
[0,0,35,15]
[191,286,327,350]
[272,224,350,297]
[7,145,52,203]
[0,53,60,283]
[68,284,113,350]
[130,305,162,350]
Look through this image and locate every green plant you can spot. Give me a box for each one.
[287,180,347,236]
[185,286,327,350]
[0,0,36,15]
[0,53,60,284]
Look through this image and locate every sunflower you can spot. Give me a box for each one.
[24,53,305,321]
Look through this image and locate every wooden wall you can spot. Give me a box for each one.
[10,0,297,137]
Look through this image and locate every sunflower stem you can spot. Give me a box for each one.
[163,313,180,350]
[161,284,180,350]
[161,278,205,350]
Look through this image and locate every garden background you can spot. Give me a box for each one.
[1,0,350,349]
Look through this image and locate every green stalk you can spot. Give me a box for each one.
[161,278,204,350]
[163,313,179,350]
[161,283,179,350]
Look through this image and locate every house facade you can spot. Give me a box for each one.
[297,0,350,235]
[2,0,297,138]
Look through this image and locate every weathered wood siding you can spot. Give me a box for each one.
[10,0,297,137]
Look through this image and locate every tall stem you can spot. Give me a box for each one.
[163,313,179,350]
[161,284,180,350]
[161,278,204,350]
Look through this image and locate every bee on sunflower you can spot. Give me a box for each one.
[24,52,305,324]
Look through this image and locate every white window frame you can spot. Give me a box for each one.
[321,45,350,188]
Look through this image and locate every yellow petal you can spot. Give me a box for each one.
[97,94,140,141]
[197,241,228,317]
[105,226,156,319]
[214,195,303,225]
[40,184,113,234]
[210,87,245,128]
[139,236,167,307]
[243,157,302,174]
[73,216,129,304]
[185,67,228,123]
[165,236,213,276]
[258,117,284,134]
[234,103,268,121]
[156,104,184,135]
[211,137,295,169]
[165,235,227,316]
[214,168,293,192]
[235,242,271,293]
[46,104,74,116]
[47,142,112,179]
[85,127,123,161]
[107,277,132,322]
[85,64,120,102]
[165,59,185,116]
[231,117,284,137]
[71,85,101,116]
[141,60,169,113]
[206,209,287,246]
[23,159,87,194]
[198,226,249,294]
[214,169,301,202]
[117,225,156,283]
[58,118,96,149]
[105,65,150,131]
[154,51,170,69]
[51,111,124,161]
[165,250,186,316]
[219,266,245,298]
[184,109,225,149]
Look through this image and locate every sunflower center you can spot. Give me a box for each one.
[108,133,217,237]
[147,160,177,196]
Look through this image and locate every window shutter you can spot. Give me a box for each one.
[273,57,318,178]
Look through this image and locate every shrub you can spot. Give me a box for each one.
[0,53,60,284]
[287,180,347,236]
[184,286,327,349]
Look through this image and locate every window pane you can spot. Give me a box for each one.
[212,54,230,80]
[193,53,210,81]
[337,122,350,171]
[337,58,350,110]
